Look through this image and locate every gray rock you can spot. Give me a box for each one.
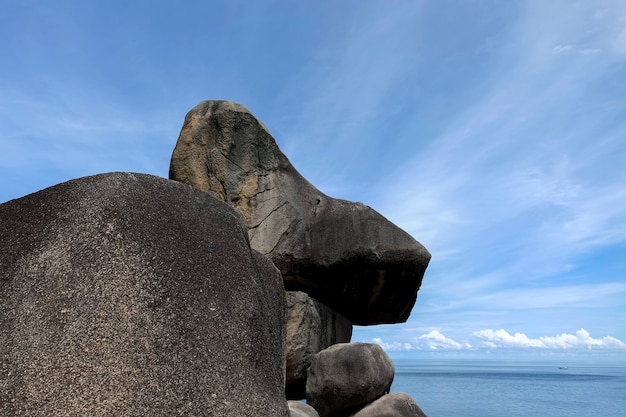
[349,393,428,417]
[169,100,431,325]
[306,343,394,417]
[286,291,352,399]
[288,401,320,417]
[0,172,288,417]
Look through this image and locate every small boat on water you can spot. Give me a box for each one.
[559,366,569,370]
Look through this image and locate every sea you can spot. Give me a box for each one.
[389,356,626,417]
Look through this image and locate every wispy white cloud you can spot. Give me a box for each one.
[475,282,626,310]
[272,2,427,194]
[580,48,601,55]
[552,44,573,54]
[278,1,626,346]
[613,29,626,54]
[369,1,626,323]
[0,81,179,201]
[552,44,601,56]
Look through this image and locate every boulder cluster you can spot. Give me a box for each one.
[170,101,430,416]
[0,100,431,416]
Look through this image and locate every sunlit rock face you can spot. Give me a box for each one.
[288,401,320,417]
[349,393,428,417]
[169,100,431,325]
[0,172,288,417]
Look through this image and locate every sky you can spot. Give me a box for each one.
[1,1,625,359]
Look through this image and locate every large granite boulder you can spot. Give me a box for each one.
[169,100,431,325]
[349,393,428,417]
[306,343,394,417]
[0,172,288,417]
[286,291,352,399]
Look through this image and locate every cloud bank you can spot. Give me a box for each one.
[474,328,626,350]
[373,330,472,351]
[372,329,626,351]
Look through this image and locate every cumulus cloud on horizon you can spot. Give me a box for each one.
[373,330,472,351]
[473,328,626,350]
[372,329,626,351]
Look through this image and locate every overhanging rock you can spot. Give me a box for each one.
[169,100,431,325]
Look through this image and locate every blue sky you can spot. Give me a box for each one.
[2,1,625,357]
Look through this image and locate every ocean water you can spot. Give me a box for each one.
[390,357,626,417]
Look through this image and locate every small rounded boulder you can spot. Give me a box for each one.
[306,342,394,417]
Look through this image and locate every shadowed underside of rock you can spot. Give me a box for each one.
[169,100,431,325]
[0,172,288,417]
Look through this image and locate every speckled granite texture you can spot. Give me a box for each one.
[0,172,288,416]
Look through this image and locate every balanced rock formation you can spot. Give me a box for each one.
[349,393,428,417]
[0,172,288,417]
[306,343,394,417]
[285,291,352,399]
[169,100,431,325]
[288,401,320,417]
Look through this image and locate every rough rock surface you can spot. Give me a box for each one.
[349,393,428,417]
[306,342,394,417]
[285,291,352,399]
[288,401,320,417]
[0,172,288,417]
[169,100,431,325]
